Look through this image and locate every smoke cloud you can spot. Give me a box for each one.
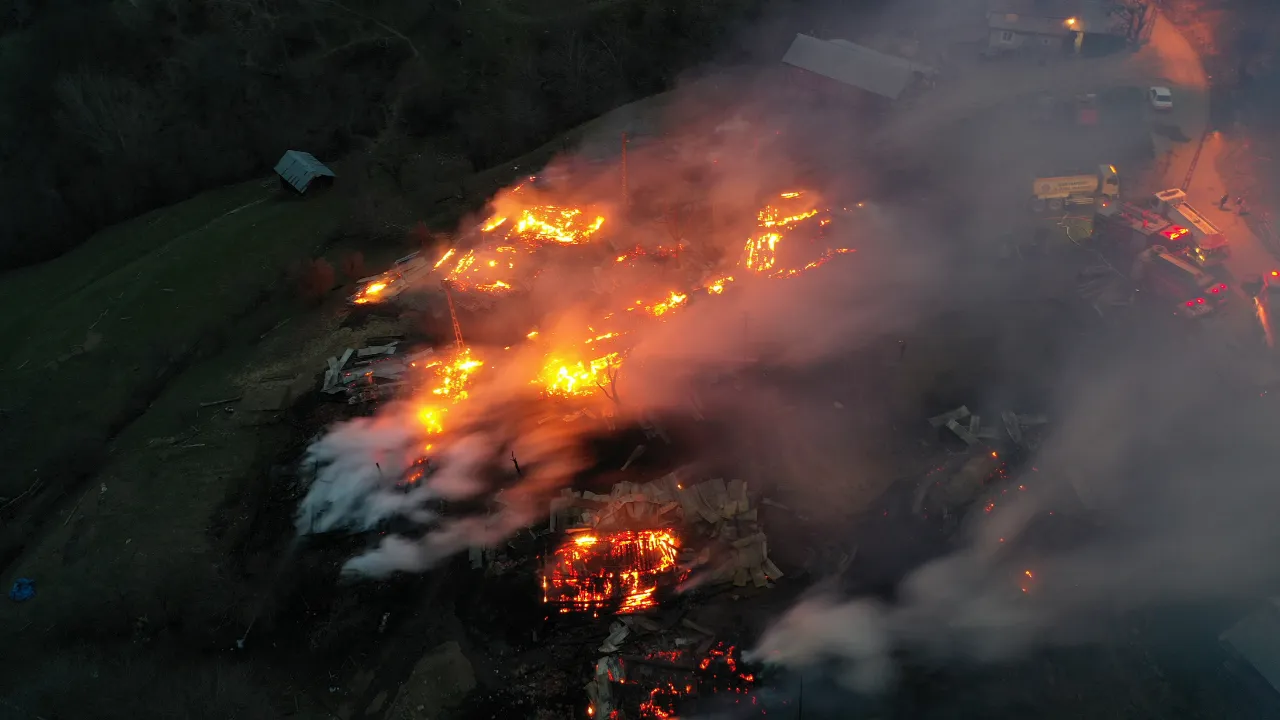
[753,324,1280,690]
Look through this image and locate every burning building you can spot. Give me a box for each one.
[305,128,858,588]
[542,529,683,615]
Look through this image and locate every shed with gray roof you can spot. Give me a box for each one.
[274,150,336,195]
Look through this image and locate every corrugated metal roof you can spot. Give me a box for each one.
[274,150,335,193]
[1222,603,1280,694]
[781,34,915,100]
[827,39,937,77]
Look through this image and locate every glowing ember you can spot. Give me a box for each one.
[769,247,856,279]
[739,191,854,279]
[541,530,681,614]
[744,199,822,275]
[539,351,622,398]
[625,643,759,719]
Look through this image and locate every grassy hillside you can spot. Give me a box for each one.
[0,178,347,562]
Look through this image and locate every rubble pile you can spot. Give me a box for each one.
[318,340,435,406]
[928,405,1048,450]
[347,251,434,307]
[550,475,783,591]
[919,404,1051,519]
[584,616,762,719]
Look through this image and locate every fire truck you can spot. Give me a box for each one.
[1152,188,1230,266]
[1094,200,1227,317]
[1133,246,1228,318]
[1093,199,1186,253]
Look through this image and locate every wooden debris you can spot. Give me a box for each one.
[620,444,646,471]
[945,418,980,445]
[929,405,970,428]
[680,619,714,636]
[198,395,242,408]
[1002,410,1024,446]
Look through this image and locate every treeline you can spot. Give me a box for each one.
[0,0,778,269]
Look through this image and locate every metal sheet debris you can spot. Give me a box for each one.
[317,342,437,406]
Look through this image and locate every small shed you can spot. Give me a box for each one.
[275,150,335,195]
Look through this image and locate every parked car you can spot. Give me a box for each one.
[1149,86,1174,111]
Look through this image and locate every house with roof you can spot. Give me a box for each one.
[985,0,1147,57]
[781,34,936,107]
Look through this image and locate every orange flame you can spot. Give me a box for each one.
[539,351,622,398]
[542,530,681,614]
[705,276,734,294]
[412,348,483,435]
[481,205,605,246]
[352,279,393,304]
[646,291,688,317]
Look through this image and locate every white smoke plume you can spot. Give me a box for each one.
[752,327,1280,690]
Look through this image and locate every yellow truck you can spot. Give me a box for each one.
[1032,164,1120,212]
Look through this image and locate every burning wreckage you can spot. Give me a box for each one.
[292,181,860,716]
[285,166,1070,716]
[546,476,780,718]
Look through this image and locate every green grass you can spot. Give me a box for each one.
[0,179,346,499]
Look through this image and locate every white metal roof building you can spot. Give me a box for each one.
[781,34,924,100]
[274,150,336,194]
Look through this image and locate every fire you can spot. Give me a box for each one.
[645,291,688,317]
[769,247,856,279]
[542,530,681,614]
[433,248,457,269]
[630,643,759,718]
[352,279,392,304]
[483,205,605,246]
[743,201,821,275]
[380,186,856,457]
[705,276,733,294]
[412,348,484,435]
[539,351,622,398]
